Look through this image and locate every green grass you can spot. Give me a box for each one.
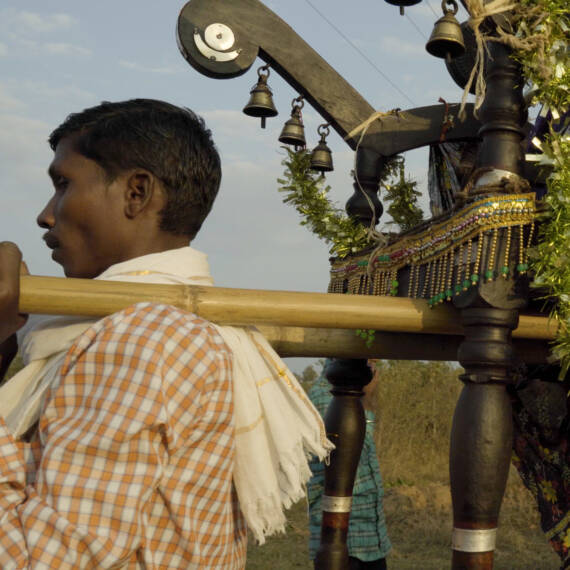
[246,502,311,569]
[246,361,561,569]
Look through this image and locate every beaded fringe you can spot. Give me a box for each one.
[328,193,538,307]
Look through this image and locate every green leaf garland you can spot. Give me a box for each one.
[277,148,370,258]
[277,148,422,258]
[513,0,570,374]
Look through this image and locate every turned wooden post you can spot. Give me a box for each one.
[450,39,528,569]
[450,306,520,568]
[315,148,384,570]
[314,358,372,570]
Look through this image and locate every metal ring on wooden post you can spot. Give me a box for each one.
[452,528,497,553]
[321,495,353,513]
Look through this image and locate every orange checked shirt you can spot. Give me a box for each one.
[0,303,247,569]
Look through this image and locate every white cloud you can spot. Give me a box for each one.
[0,84,26,111]
[224,159,270,177]
[0,114,52,177]
[118,60,183,75]
[380,35,425,56]
[0,112,53,274]
[8,36,38,51]
[5,79,95,103]
[0,10,88,58]
[44,42,91,56]
[13,11,77,33]
[5,37,91,58]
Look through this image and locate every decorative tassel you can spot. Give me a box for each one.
[327,193,537,305]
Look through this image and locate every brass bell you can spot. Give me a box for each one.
[426,0,465,62]
[310,124,334,172]
[278,97,306,147]
[243,65,278,129]
[384,0,421,16]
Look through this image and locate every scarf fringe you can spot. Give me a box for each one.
[240,444,316,544]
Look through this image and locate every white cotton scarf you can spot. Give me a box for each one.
[0,246,333,543]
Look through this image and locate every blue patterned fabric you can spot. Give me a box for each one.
[307,371,391,562]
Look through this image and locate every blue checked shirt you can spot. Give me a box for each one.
[307,372,391,562]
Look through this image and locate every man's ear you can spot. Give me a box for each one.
[123,171,158,219]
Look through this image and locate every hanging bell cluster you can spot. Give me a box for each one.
[310,124,334,172]
[243,70,333,171]
[384,0,421,16]
[278,96,306,148]
[242,65,278,129]
[426,0,465,63]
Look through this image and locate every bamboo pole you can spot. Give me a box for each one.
[19,275,557,341]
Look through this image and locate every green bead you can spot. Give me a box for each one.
[391,280,399,287]
[455,284,462,294]
[471,274,479,283]
[446,289,453,299]
[485,269,494,280]
[517,263,528,272]
[462,279,471,290]
[500,266,509,275]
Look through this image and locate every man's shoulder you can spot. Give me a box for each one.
[111,301,218,331]
[73,302,229,357]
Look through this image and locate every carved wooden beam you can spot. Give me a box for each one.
[177,0,481,153]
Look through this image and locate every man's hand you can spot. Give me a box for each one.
[0,242,28,343]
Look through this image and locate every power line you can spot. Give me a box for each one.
[424,0,440,19]
[303,0,417,107]
[405,13,429,41]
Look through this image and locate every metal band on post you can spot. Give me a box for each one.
[452,528,497,553]
[321,495,353,513]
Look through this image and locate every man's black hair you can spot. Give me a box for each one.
[49,99,221,240]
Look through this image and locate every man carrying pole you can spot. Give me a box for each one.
[0,99,332,569]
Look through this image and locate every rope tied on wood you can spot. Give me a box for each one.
[459,0,516,120]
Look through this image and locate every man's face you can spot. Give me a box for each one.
[38,137,130,278]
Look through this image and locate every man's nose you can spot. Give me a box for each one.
[37,196,56,229]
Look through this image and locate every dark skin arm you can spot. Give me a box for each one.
[0,242,29,382]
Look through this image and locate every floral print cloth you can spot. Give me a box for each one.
[511,367,570,569]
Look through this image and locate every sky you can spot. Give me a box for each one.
[0,0,471,371]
